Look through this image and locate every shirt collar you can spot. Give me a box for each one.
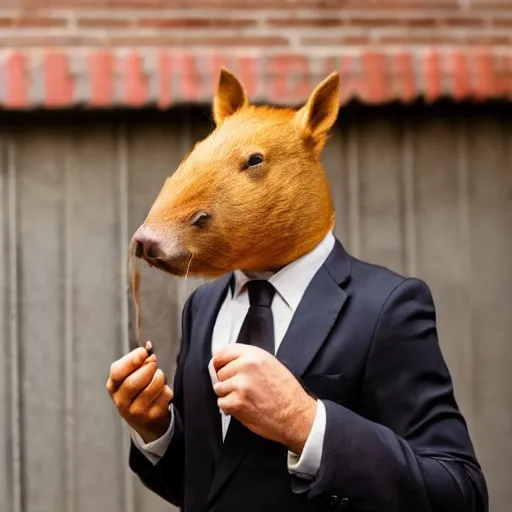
[230,231,336,312]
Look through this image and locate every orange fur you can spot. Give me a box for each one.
[132,68,340,278]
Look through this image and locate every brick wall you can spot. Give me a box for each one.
[0,0,511,108]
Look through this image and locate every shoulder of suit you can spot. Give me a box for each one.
[348,255,433,305]
[350,257,405,285]
[348,256,409,301]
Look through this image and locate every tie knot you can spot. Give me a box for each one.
[246,280,275,308]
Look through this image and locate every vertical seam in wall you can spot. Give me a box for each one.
[0,134,7,512]
[177,109,192,332]
[347,116,361,259]
[400,119,417,277]
[456,116,474,422]
[63,132,75,512]
[7,134,22,512]
[333,123,347,241]
[117,122,136,512]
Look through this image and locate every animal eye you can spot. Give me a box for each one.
[246,153,264,168]
[190,211,211,228]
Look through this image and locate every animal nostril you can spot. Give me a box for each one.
[135,240,144,258]
[146,243,161,260]
[133,226,163,261]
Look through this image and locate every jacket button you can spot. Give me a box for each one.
[329,495,340,506]
[339,497,350,509]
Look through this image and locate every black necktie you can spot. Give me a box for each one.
[211,281,277,480]
[236,280,276,354]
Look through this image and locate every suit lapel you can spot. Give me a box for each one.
[276,238,351,377]
[193,273,233,461]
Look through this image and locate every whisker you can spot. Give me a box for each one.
[185,253,195,280]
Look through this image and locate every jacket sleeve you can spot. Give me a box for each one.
[300,278,488,512]
[128,290,195,508]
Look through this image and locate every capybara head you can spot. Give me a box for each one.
[132,68,340,278]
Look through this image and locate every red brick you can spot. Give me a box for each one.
[236,56,257,98]
[467,36,512,45]
[0,17,67,28]
[44,53,74,107]
[157,51,172,109]
[378,35,464,45]
[394,53,416,102]
[449,52,471,100]
[5,53,28,109]
[440,17,486,28]
[302,36,371,46]
[89,51,114,107]
[208,53,233,92]
[113,0,164,5]
[338,56,357,106]
[264,54,318,103]
[322,56,343,99]
[123,53,148,107]
[267,55,290,101]
[179,54,201,100]
[474,52,496,99]
[286,55,312,100]
[492,55,512,97]
[137,18,256,29]
[345,17,483,29]
[346,18,401,27]
[423,52,442,103]
[267,18,345,28]
[403,18,440,28]
[492,18,512,27]
[361,52,389,103]
[78,18,133,28]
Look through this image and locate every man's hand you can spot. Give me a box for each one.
[106,342,173,444]
[212,344,317,455]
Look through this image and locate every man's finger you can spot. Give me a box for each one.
[148,385,173,413]
[132,368,169,408]
[115,361,157,403]
[214,376,238,397]
[159,384,173,404]
[216,358,243,382]
[144,354,157,365]
[213,343,256,372]
[109,347,151,389]
[217,393,242,416]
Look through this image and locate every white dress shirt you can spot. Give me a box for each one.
[131,230,335,480]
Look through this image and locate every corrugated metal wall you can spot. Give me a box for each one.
[0,104,511,512]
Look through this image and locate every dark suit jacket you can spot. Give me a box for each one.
[130,239,488,512]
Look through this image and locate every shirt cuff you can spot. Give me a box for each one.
[287,399,326,480]
[130,403,175,466]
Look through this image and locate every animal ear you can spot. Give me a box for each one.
[295,72,340,149]
[212,68,248,125]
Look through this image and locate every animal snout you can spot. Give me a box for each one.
[133,226,164,261]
